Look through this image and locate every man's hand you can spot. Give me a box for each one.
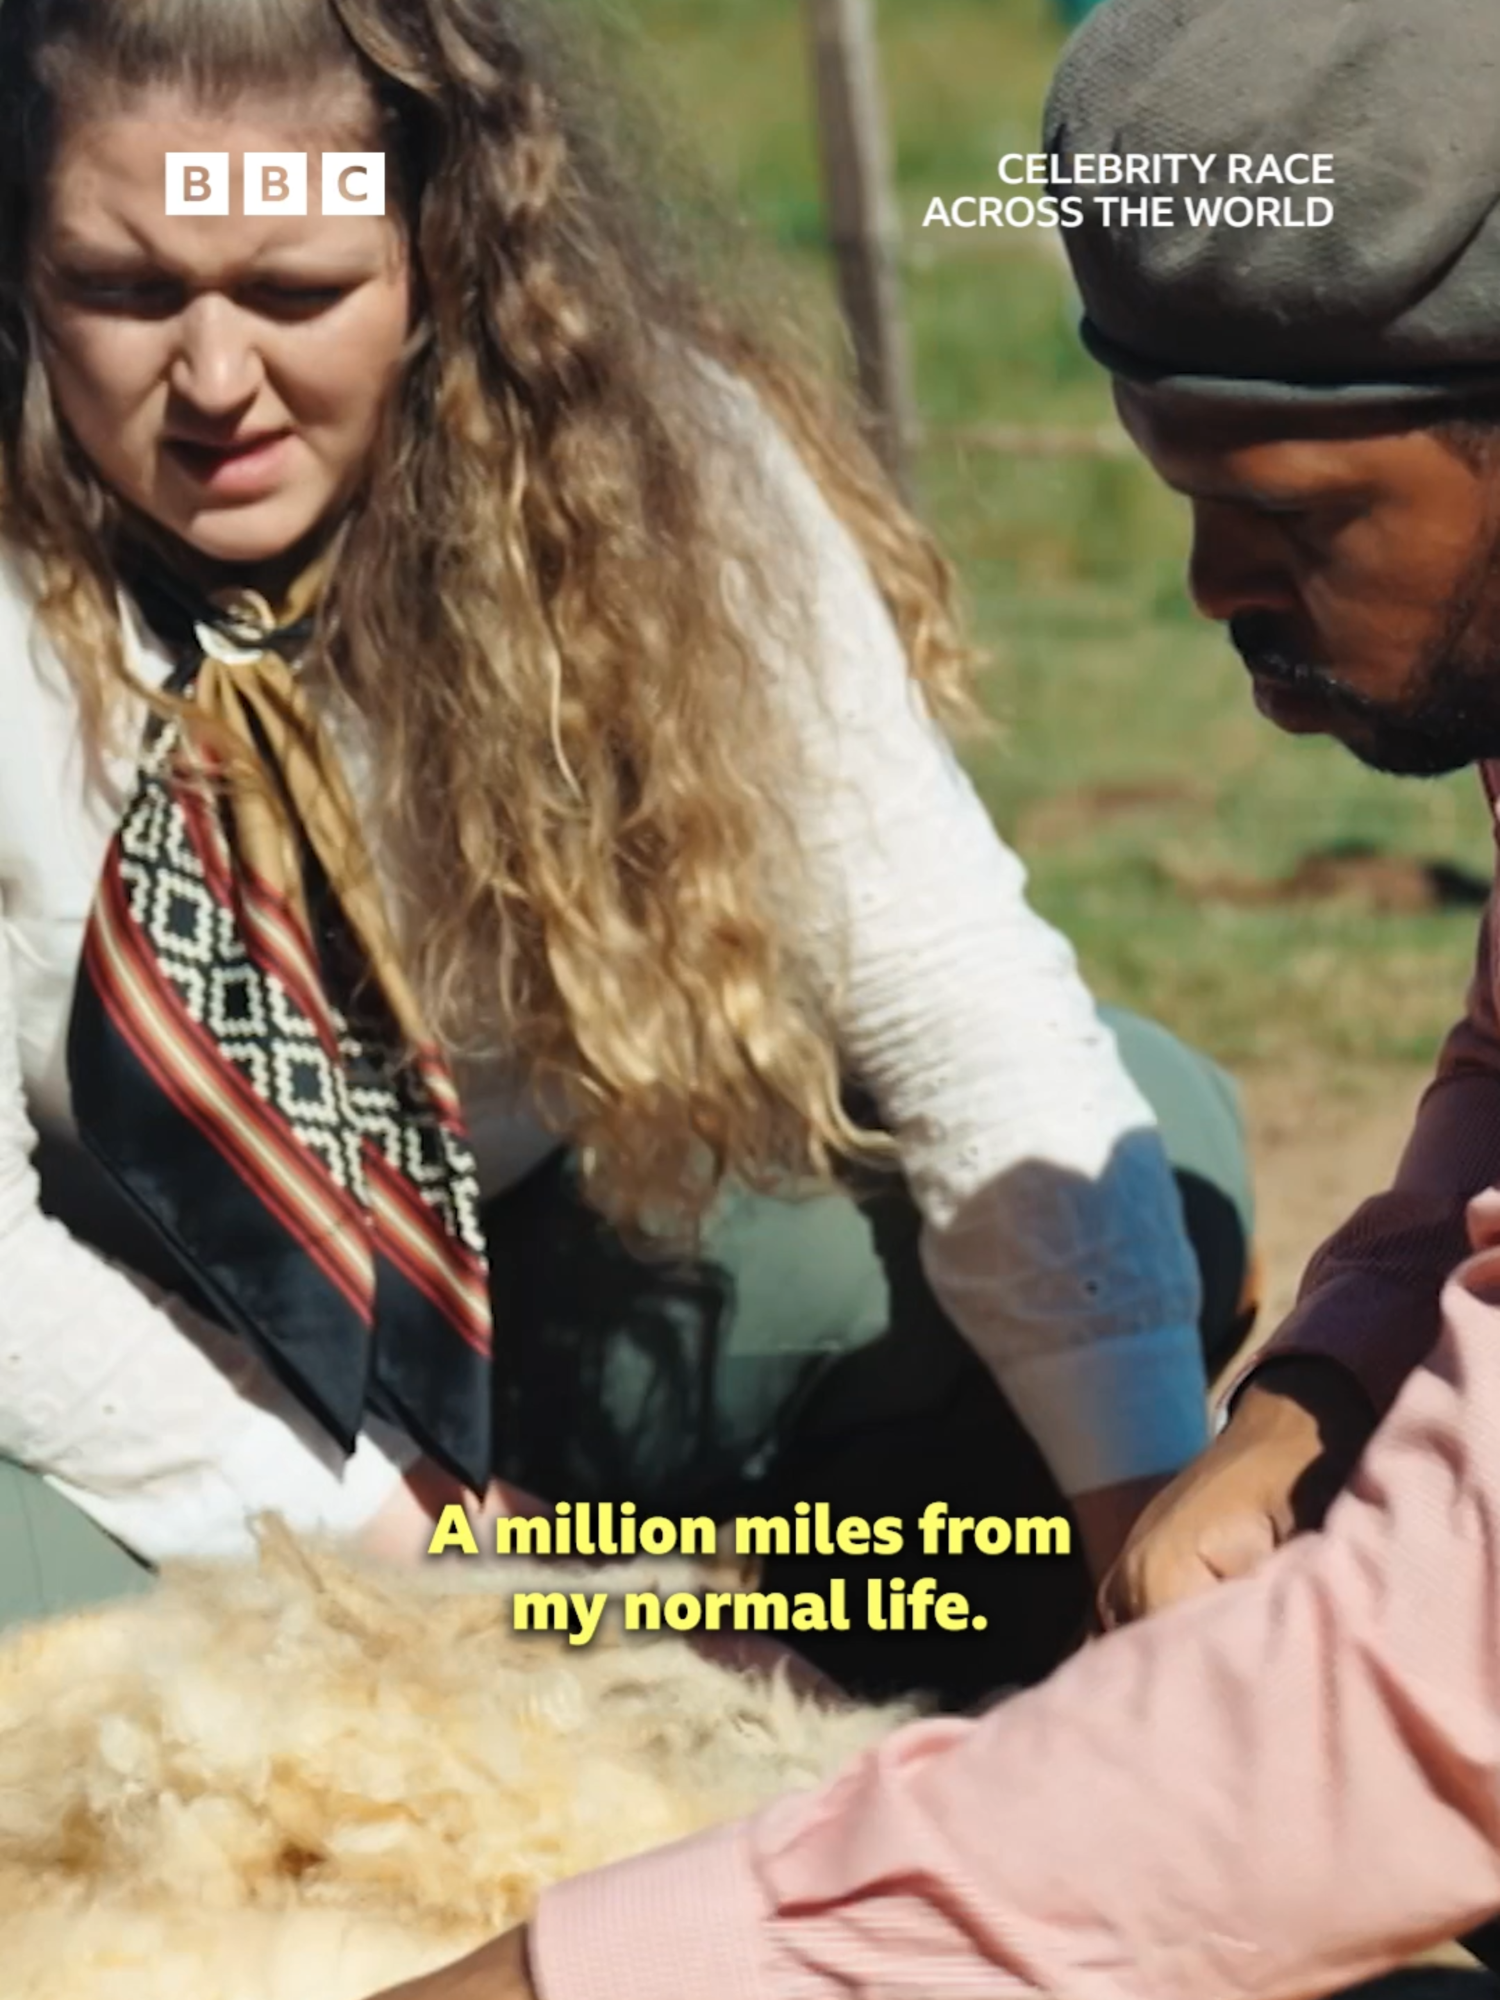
[1071,1470,1178,1582]
[1096,1356,1377,1629]
[366,1924,536,2000]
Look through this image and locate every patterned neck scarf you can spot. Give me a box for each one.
[66,548,495,1492]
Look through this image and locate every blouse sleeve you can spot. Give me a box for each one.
[0,886,418,1563]
[704,371,1207,1495]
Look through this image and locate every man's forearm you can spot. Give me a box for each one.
[369,1924,536,2000]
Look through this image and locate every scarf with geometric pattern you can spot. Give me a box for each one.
[66,551,495,1492]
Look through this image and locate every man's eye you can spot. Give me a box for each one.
[1245,495,1310,517]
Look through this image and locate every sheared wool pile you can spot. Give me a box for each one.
[0,1523,910,2000]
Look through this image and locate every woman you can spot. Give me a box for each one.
[0,0,1252,1707]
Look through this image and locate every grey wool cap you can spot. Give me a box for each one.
[1043,0,1500,407]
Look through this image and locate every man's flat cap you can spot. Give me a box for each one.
[1044,0,1500,406]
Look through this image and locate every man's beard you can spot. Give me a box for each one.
[1230,527,1500,777]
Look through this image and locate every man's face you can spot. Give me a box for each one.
[1116,383,1500,776]
[30,87,412,576]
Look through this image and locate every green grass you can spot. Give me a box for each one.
[609,0,1495,1069]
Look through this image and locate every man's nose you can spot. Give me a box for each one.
[167,295,264,416]
[1187,501,1295,623]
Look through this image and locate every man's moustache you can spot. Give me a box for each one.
[1227,615,1327,689]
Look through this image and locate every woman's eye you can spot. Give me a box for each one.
[246,284,348,312]
[65,276,180,312]
[57,274,348,314]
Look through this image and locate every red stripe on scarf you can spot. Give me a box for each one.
[85,863,374,1316]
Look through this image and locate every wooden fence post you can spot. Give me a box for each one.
[803,0,916,496]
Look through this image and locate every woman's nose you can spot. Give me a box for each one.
[167,295,265,415]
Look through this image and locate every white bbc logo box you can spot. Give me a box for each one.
[165,152,385,216]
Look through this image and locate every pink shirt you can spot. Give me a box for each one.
[528,778,1500,2000]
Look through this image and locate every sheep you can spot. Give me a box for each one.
[0,1521,913,2000]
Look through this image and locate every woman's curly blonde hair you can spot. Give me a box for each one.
[0,0,984,1241]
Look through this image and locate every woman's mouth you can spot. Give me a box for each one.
[165,430,295,496]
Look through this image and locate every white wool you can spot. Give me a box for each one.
[0,1523,913,2000]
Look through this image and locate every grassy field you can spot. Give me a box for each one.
[613,0,1495,1072]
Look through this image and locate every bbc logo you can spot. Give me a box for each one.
[164,153,386,217]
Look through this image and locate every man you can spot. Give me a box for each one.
[372,3,1500,1994]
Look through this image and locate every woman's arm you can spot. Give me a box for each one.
[703,369,1209,1511]
[0,886,431,1563]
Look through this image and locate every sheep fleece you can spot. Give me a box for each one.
[0,1524,912,2000]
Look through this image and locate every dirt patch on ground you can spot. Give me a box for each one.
[1013,779,1209,847]
[1171,848,1491,916]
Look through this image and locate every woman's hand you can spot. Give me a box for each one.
[365,1924,536,2000]
[355,1459,550,1563]
[1096,1357,1377,1629]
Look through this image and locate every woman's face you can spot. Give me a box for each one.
[30,87,412,572]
